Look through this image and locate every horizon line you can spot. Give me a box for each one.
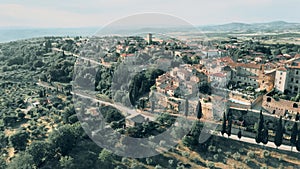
[0,20,298,29]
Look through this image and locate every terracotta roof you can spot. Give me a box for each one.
[227,62,261,69]
[219,57,234,63]
[277,67,287,71]
[241,63,261,69]
[210,73,226,78]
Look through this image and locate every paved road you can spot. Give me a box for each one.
[52,47,111,67]
[213,132,299,153]
[37,81,299,154]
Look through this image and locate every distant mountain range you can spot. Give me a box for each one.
[0,27,98,43]
[199,21,300,32]
[0,21,299,42]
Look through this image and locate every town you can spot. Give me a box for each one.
[0,29,300,168]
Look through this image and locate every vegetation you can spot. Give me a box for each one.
[0,35,300,169]
[221,112,227,136]
[274,116,284,148]
[255,110,264,144]
[196,101,203,120]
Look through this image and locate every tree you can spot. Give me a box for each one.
[274,116,284,148]
[221,112,227,136]
[261,125,269,145]
[184,98,189,117]
[174,87,182,98]
[0,133,8,148]
[17,112,26,121]
[182,121,204,149]
[227,115,232,137]
[190,120,203,138]
[48,124,78,155]
[59,156,75,169]
[296,130,300,152]
[182,135,197,148]
[237,128,242,140]
[62,106,75,124]
[290,122,298,150]
[7,152,34,169]
[9,131,29,151]
[255,110,264,144]
[99,149,117,168]
[26,141,51,166]
[196,101,203,120]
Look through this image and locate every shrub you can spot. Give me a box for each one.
[181,151,190,158]
[213,154,219,161]
[155,165,163,169]
[278,155,283,162]
[208,145,216,153]
[233,152,241,160]
[207,161,215,169]
[244,157,251,164]
[131,163,146,169]
[168,159,174,166]
[146,158,154,165]
[262,150,270,158]
[238,148,244,153]
[225,151,232,157]
[247,151,255,159]
[121,157,130,164]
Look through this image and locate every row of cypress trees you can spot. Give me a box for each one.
[221,109,300,151]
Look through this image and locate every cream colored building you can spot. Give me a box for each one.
[274,67,288,93]
[275,57,300,94]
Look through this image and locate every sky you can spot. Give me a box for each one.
[0,0,299,28]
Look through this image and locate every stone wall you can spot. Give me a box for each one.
[262,95,300,116]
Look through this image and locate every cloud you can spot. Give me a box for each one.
[0,4,107,27]
[0,0,299,28]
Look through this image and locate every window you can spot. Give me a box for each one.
[293,103,298,108]
[291,78,294,82]
[280,72,283,75]
[296,80,299,84]
[296,71,299,75]
[279,81,281,84]
[267,97,271,102]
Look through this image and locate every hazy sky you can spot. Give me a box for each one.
[0,0,299,28]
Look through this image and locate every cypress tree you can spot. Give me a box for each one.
[290,122,298,150]
[237,127,242,140]
[274,116,284,148]
[261,125,269,145]
[221,112,227,136]
[196,101,203,120]
[255,110,264,144]
[227,115,232,138]
[296,130,300,152]
[296,112,300,121]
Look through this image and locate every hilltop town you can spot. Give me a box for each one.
[0,31,299,169]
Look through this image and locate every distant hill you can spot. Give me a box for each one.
[199,21,300,32]
[0,27,98,43]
